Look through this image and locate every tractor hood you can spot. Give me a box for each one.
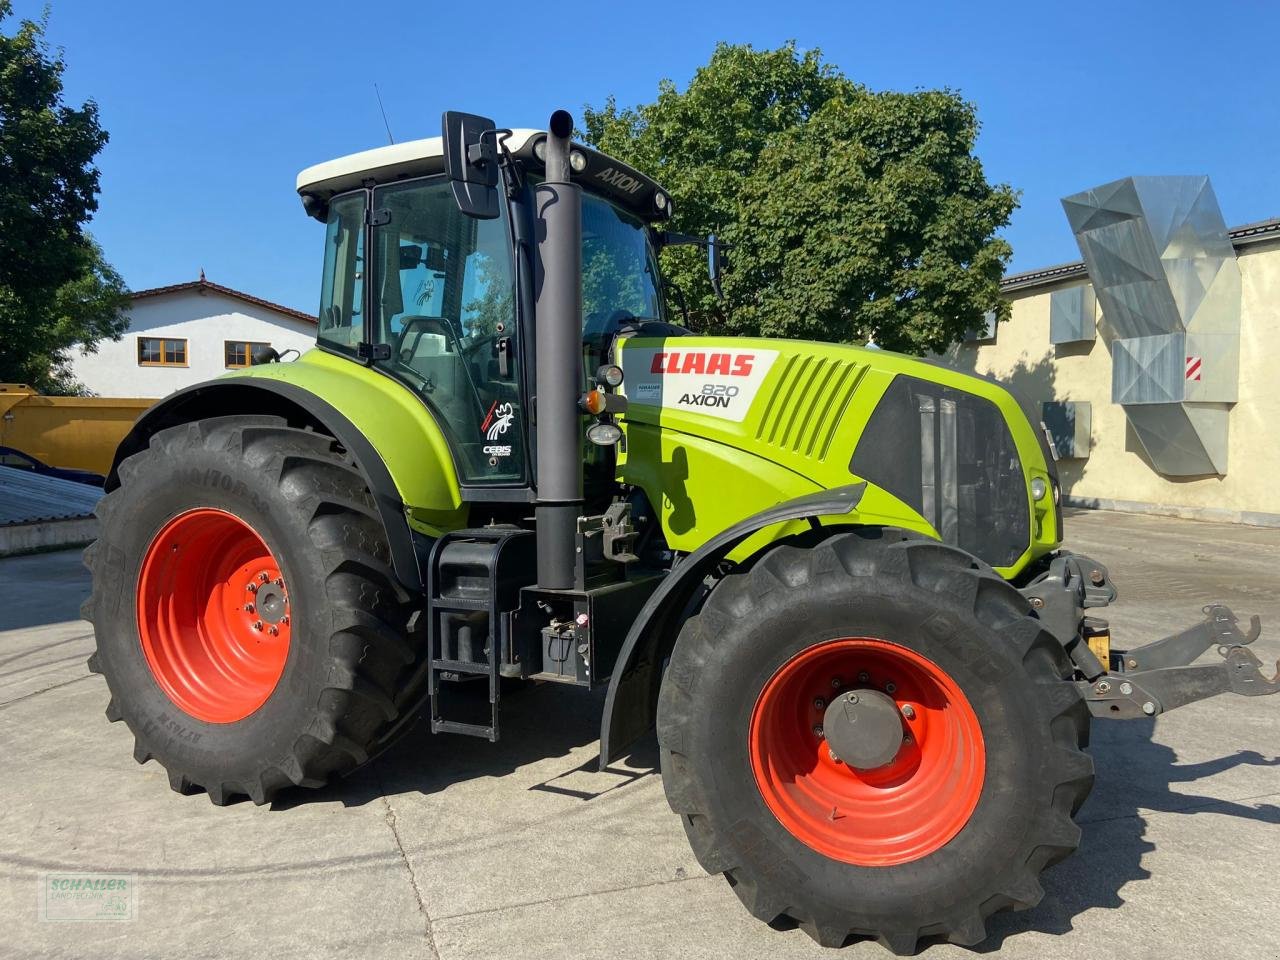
[614,336,1060,575]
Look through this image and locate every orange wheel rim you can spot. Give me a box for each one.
[136,508,291,723]
[749,638,986,866]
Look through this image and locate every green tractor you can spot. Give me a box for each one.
[83,110,1277,953]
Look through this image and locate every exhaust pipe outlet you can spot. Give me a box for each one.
[533,110,584,590]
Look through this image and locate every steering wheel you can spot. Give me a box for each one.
[393,315,496,412]
[397,316,495,364]
[395,316,455,361]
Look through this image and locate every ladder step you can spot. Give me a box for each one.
[431,718,497,741]
[426,527,535,746]
[431,658,493,676]
[433,596,490,611]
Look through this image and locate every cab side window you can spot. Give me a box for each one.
[317,193,366,353]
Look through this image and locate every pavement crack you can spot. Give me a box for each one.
[379,788,441,960]
[1079,790,1280,827]
[0,673,94,710]
[433,871,711,924]
[0,633,93,669]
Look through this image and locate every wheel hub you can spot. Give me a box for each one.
[252,581,289,625]
[822,688,904,769]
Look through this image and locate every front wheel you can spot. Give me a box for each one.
[657,529,1093,954]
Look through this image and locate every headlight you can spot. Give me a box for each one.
[597,364,624,388]
[586,422,623,446]
[569,150,587,173]
[1030,477,1048,502]
[533,138,546,161]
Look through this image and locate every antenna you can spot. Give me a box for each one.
[374,83,395,144]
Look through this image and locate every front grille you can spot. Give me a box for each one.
[849,375,1030,567]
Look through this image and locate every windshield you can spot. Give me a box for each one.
[581,192,664,352]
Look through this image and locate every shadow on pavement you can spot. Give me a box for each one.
[977,718,1280,951]
[270,681,654,811]
[270,678,1280,953]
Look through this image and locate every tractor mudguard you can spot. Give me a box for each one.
[109,377,427,592]
[598,482,866,769]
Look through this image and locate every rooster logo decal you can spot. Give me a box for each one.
[481,401,515,441]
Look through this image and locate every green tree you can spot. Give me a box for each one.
[583,42,1017,354]
[0,1,127,393]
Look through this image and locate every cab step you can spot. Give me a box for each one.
[425,526,535,741]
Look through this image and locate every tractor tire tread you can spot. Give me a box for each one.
[84,416,424,808]
[657,530,1093,955]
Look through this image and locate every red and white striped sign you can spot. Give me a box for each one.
[1185,356,1202,381]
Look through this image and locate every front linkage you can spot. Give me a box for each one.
[1021,554,1279,719]
[1082,605,1278,719]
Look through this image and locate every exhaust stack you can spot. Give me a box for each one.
[533,110,584,590]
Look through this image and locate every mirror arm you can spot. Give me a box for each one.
[487,129,525,196]
[655,231,703,250]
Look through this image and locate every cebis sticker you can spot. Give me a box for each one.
[621,347,779,422]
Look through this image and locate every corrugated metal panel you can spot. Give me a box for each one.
[0,466,102,526]
[755,356,866,459]
[1064,176,1242,476]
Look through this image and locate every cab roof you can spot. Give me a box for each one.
[296,128,672,223]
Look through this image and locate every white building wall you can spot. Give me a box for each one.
[72,289,317,398]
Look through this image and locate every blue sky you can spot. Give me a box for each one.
[14,0,1280,314]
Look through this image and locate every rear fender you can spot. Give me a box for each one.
[598,482,866,768]
[109,378,439,592]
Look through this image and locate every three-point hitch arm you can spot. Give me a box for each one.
[1080,604,1279,719]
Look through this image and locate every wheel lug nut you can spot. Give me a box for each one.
[903,733,913,744]
[244,603,255,613]
[246,583,257,593]
[813,697,825,709]
[813,726,824,738]
[828,749,841,763]
[259,572,269,583]
[830,677,842,689]
[857,671,870,683]
[253,620,263,631]
[274,578,283,587]
[281,615,290,625]
[846,693,859,704]
[885,682,897,694]
[901,704,916,720]
[268,625,279,636]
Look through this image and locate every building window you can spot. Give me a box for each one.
[963,310,998,345]
[224,341,271,368]
[137,337,188,366]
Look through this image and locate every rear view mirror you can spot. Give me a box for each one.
[442,111,500,220]
[398,245,424,271]
[708,234,727,299]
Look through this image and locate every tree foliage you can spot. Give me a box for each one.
[0,1,127,393]
[583,42,1017,354]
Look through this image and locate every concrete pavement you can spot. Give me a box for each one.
[2,508,1278,959]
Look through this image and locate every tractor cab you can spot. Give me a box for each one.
[297,124,675,492]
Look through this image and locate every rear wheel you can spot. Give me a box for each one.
[657,529,1093,954]
[83,415,424,805]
